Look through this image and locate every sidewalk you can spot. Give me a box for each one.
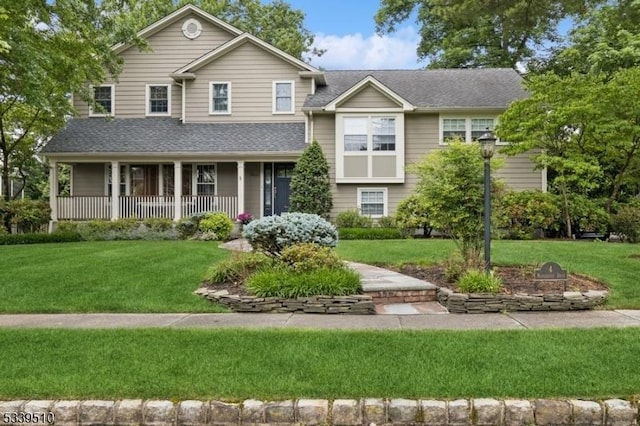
[1,310,639,330]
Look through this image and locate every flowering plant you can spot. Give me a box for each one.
[237,212,254,225]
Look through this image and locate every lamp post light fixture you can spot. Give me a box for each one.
[478,129,497,273]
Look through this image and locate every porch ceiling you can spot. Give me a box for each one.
[42,118,306,155]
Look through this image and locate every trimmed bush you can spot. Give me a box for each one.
[176,217,198,238]
[245,266,361,298]
[143,217,174,232]
[54,219,178,241]
[205,252,274,284]
[5,199,51,233]
[457,269,503,294]
[289,140,333,217]
[338,227,404,240]
[376,216,396,229]
[198,212,234,240]
[496,190,560,239]
[335,209,373,228]
[0,231,82,245]
[242,212,338,256]
[280,243,342,271]
[395,195,434,237]
[611,205,640,243]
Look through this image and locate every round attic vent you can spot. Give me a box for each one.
[182,18,202,39]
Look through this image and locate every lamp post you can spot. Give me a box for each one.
[478,130,497,273]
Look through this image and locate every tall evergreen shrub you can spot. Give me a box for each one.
[289,140,332,217]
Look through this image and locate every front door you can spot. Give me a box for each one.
[264,162,295,215]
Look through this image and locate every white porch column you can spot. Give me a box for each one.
[237,160,245,217]
[48,160,58,232]
[111,161,120,221]
[173,160,182,221]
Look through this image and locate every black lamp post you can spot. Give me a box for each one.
[478,130,497,273]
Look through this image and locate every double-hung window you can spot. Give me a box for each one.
[357,188,387,217]
[146,84,171,116]
[273,81,294,114]
[441,116,496,144]
[336,114,404,183]
[91,85,114,116]
[210,82,231,114]
[196,164,216,195]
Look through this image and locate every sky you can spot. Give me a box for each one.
[271,0,428,70]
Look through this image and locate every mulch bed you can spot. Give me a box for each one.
[393,264,608,294]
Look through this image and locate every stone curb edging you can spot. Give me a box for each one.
[1,398,637,425]
[437,288,608,313]
[201,290,376,314]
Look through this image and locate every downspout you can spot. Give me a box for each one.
[310,111,314,142]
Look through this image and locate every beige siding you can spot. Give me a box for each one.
[338,85,401,109]
[72,163,105,196]
[216,162,238,196]
[314,112,543,217]
[185,41,310,123]
[495,152,543,191]
[244,162,261,217]
[74,13,236,118]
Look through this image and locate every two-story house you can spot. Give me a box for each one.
[42,4,543,226]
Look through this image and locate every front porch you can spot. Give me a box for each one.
[47,160,296,224]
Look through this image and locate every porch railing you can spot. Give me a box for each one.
[56,195,238,221]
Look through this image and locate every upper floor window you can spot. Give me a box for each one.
[210,82,231,114]
[273,81,294,114]
[343,116,396,152]
[146,84,171,116]
[440,116,497,144]
[90,85,114,117]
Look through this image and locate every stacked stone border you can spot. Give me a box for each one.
[203,290,376,314]
[1,398,637,425]
[437,288,608,313]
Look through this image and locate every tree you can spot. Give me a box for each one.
[539,0,640,75]
[101,0,322,60]
[408,141,503,268]
[497,69,640,235]
[374,0,595,69]
[0,0,137,222]
[289,140,332,218]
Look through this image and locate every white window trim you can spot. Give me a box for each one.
[193,163,217,196]
[335,113,405,183]
[89,84,115,117]
[357,187,388,218]
[209,82,231,115]
[272,80,295,114]
[145,84,172,117]
[439,115,502,145]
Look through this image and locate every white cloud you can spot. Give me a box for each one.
[309,26,427,70]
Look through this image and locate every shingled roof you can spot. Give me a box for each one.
[42,118,306,154]
[304,68,526,109]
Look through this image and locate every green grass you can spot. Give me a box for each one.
[337,239,640,309]
[0,241,229,313]
[0,328,639,400]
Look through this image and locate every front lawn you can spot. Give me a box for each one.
[0,241,229,313]
[337,239,640,309]
[0,327,639,400]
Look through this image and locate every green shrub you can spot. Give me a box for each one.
[443,255,466,282]
[377,216,396,228]
[5,199,51,233]
[143,217,174,232]
[457,269,503,294]
[205,252,273,284]
[0,231,82,245]
[611,205,640,243]
[55,219,178,241]
[245,266,361,298]
[395,195,434,237]
[280,243,343,271]
[338,227,405,240]
[496,190,560,239]
[289,140,333,217]
[335,209,373,228]
[176,218,198,239]
[198,212,233,241]
[242,212,338,256]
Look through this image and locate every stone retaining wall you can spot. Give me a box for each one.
[437,288,608,313]
[365,289,436,304]
[1,398,636,425]
[203,290,376,314]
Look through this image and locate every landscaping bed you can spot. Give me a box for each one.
[394,264,609,313]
